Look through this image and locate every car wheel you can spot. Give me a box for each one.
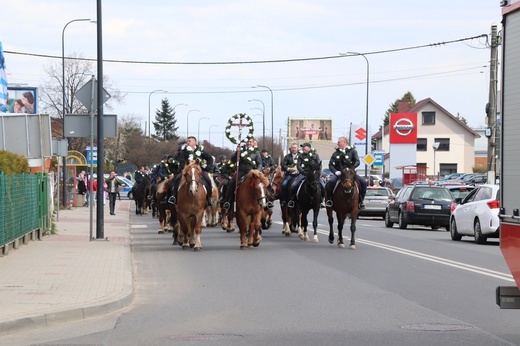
[450,218,462,241]
[384,210,394,228]
[128,192,133,200]
[398,211,407,229]
[474,219,487,244]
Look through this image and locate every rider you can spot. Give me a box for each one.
[221,138,263,211]
[168,136,214,206]
[261,149,276,169]
[134,166,146,184]
[324,136,367,209]
[287,142,322,208]
[279,143,299,208]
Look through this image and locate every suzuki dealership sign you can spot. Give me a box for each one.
[390,113,417,144]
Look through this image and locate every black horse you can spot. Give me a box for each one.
[132,174,152,215]
[291,168,323,243]
[326,166,359,249]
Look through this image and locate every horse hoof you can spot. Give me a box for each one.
[227,228,235,233]
[313,236,319,243]
[182,245,190,250]
[194,247,202,252]
[284,231,291,237]
[158,230,164,234]
[240,244,247,250]
[349,244,356,250]
[298,232,304,240]
[338,243,345,249]
[172,241,178,245]
[189,244,195,248]
[304,235,310,242]
[328,238,334,244]
[253,242,260,247]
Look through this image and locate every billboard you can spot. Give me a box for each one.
[389,113,417,144]
[2,86,38,114]
[288,118,332,141]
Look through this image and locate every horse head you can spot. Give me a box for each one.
[340,167,356,193]
[183,160,202,195]
[267,166,284,200]
[248,170,270,209]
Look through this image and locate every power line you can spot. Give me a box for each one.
[4,34,487,66]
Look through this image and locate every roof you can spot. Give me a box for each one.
[372,98,481,139]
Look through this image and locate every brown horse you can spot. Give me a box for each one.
[176,161,206,251]
[155,177,172,234]
[326,166,359,249]
[235,170,270,249]
[260,166,282,230]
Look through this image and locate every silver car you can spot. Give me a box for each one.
[359,186,394,218]
[449,184,500,244]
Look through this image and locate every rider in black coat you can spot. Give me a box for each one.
[287,142,322,208]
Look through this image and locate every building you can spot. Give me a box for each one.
[373,98,481,178]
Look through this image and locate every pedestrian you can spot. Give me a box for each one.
[105,171,122,215]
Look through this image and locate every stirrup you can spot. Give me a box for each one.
[325,200,333,208]
[222,202,230,210]
[288,200,295,208]
[168,196,176,205]
[359,202,365,210]
[267,201,274,209]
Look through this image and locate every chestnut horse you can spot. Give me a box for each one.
[155,177,173,234]
[326,166,359,249]
[176,161,206,251]
[260,166,282,230]
[235,170,270,249]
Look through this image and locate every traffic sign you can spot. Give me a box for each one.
[373,152,384,167]
[76,78,111,113]
[363,153,375,166]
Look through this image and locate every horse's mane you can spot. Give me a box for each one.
[180,160,202,184]
[247,169,269,186]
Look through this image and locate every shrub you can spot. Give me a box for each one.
[0,150,30,174]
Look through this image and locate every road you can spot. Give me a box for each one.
[3,207,519,346]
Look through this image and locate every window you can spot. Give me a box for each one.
[439,163,457,176]
[422,111,436,125]
[434,138,450,151]
[417,138,427,151]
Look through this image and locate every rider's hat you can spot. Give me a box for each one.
[300,142,311,148]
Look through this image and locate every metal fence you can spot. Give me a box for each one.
[0,172,51,251]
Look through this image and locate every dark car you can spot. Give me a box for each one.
[387,177,404,193]
[385,185,453,230]
[463,174,487,186]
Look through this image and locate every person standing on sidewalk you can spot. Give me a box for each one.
[105,171,122,215]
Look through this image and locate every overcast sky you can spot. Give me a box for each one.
[2,1,503,149]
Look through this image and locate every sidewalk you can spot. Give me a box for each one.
[0,198,134,335]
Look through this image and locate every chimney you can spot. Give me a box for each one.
[397,99,410,113]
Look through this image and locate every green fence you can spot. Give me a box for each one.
[0,172,50,248]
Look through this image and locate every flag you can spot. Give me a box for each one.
[0,42,7,112]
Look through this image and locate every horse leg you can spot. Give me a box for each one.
[228,210,236,233]
[337,213,346,249]
[252,216,262,247]
[327,208,335,244]
[193,221,202,252]
[312,207,319,243]
[299,210,309,241]
[282,206,292,236]
[349,212,357,250]
[238,215,248,250]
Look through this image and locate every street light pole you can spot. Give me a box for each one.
[209,125,218,144]
[197,116,209,141]
[148,89,166,137]
[344,52,370,179]
[61,18,94,208]
[252,86,273,155]
[433,142,440,179]
[249,99,265,149]
[186,109,200,138]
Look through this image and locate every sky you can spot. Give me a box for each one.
[2,1,504,150]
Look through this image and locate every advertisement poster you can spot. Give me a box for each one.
[288,118,332,141]
[2,86,38,114]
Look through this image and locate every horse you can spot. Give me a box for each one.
[291,168,322,243]
[202,173,219,228]
[326,166,359,249]
[235,169,270,249]
[259,166,282,230]
[155,177,173,234]
[175,161,207,251]
[132,174,152,215]
[219,174,236,233]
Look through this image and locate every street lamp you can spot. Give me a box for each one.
[341,52,370,179]
[148,89,166,137]
[433,142,440,179]
[61,18,95,208]
[197,116,209,141]
[251,86,273,156]
[209,125,219,144]
[249,99,265,149]
[186,109,199,138]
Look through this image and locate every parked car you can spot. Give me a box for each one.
[443,184,476,209]
[386,177,404,193]
[453,173,478,183]
[116,176,134,199]
[463,173,487,186]
[358,186,395,218]
[436,172,465,183]
[385,185,453,230]
[449,184,500,244]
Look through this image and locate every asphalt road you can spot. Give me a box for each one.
[4,207,519,346]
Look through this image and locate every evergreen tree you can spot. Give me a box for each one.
[381,91,417,128]
[153,98,179,141]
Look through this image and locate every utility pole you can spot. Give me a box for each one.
[486,24,499,183]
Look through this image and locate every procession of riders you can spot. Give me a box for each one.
[130,134,367,223]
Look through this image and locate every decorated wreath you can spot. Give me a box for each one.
[331,145,356,167]
[298,148,318,169]
[181,144,208,169]
[225,113,255,145]
[239,145,260,169]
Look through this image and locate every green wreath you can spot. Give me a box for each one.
[225,113,255,145]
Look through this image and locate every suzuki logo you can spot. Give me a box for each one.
[355,128,366,141]
[393,118,414,137]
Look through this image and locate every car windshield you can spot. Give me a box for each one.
[411,187,452,201]
[448,187,474,200]
[366,189,390,197]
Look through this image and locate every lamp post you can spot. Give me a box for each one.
[209,125,218,144]
[148,89,166,137]
[251,86,273,156]
[249,99,265,149]
[61,18,94,208]
[433,142,440,179]
[197,116,209,141]
[186,109,199,138]
[342,52,370,179]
